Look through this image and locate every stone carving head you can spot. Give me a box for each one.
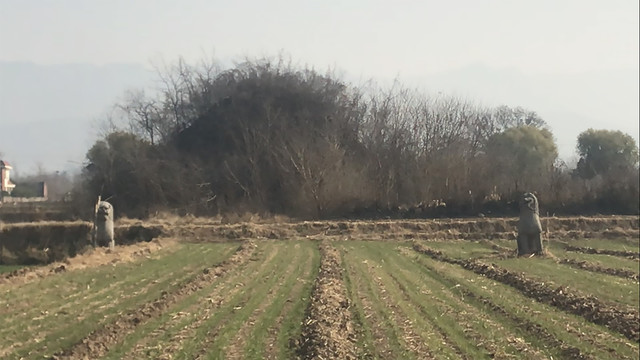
[97,201,114,221]
[520,192,539,214]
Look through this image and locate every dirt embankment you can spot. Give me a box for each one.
[0,202,76,223]
[0,222,164,265]
[0,222,92,264]
[296,243,358,360]
[412,243,640,343]
[50,240,257,360]
[161,216,639,242]
[0,238,175,285]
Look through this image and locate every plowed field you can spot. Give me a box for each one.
[1,217,638,359]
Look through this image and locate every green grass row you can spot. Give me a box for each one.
[0,242,238,359]
[426,238,639,309]
[338,241,638,360]
[5,238,637,359]
[102,240,318,360]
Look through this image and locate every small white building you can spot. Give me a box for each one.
[0,160,16,195]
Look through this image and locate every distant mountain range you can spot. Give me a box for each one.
[1,61,637,174]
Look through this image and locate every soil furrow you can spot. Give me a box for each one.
[49,240,257,360]
[563,245,640,259]
[558,258,639,281]
[413,243,640,343]
[296,242,358,359]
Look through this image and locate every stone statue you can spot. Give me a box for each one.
[94,201,115,249]
[517,192,543,256]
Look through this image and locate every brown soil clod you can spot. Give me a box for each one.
[48,240,257,360]
[51,264,66,273]
[296,242,358,360]
[412,243,640,343]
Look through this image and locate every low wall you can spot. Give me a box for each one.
[0,201,77,222]
[0,222,164,265]
[2,197,48,203]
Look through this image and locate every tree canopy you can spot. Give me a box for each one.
[575,129,639,179]
[76,57,638,218]
[485,126,558,192]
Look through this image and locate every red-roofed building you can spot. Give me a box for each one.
[1,160,16,195]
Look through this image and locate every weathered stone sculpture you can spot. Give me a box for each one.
[94,201,115,249]
[517,192,543,256]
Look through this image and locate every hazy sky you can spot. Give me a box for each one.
[0,0,638,171]
[2,0,637,73]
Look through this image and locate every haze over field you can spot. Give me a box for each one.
[0,0,637,173]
